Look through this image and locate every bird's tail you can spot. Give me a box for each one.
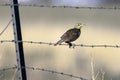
[54,39,64,46]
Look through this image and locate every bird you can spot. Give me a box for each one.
[54,23,83,48]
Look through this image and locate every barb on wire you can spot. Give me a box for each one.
[0,66,17,72]
[0,40,120,48]
[0,19,13,36]
[24,66,88,80]
[0,3,120,10]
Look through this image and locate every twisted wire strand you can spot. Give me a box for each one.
[0,40,120,48]
[0,19,12,36]
[0,66,88,80]
[0,66,17,72]
[25,66,88,80]
[0,3,120,10]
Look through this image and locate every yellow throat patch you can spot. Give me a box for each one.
[78,24,82,29]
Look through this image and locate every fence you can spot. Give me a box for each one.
[0,1,120,80]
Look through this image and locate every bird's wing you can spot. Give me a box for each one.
[61,28,78,41]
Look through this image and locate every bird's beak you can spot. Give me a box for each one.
[77,23,86,29]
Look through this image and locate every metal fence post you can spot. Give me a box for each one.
[10,0,27,80]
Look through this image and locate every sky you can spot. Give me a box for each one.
[0,0,120,80]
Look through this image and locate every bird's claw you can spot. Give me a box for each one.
[68,43,76,48]
[72,43,76,48]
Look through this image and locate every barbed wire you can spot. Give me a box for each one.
[0,19,13,36]
[0,40,120,48]
[0,66,17,72]
[0,3,120,10]
[0,66,88,80]
[24,66,88,80]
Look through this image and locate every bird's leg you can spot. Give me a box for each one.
[68,42,72,48]
[66,42,72,48]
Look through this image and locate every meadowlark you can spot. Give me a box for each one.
[54,23,83,48]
